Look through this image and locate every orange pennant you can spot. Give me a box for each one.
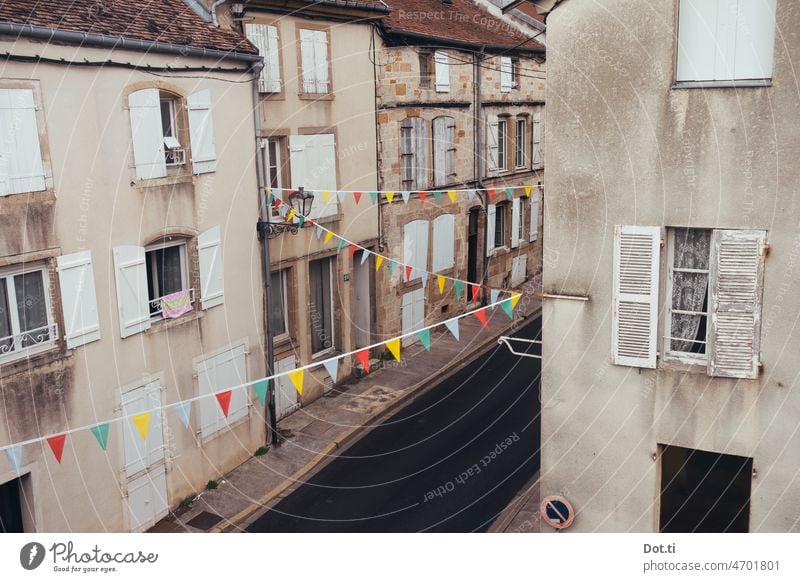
[216,391,232,418]
[353,191,362,205]
[47,434,67,464]
[405,265,413,281]
[473,308,489,330]
[471,284,481,303]
[356,349,371,373]
[419,191,427,203]
[349,244,358,259]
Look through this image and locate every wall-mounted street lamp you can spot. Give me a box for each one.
[257,187,315,240]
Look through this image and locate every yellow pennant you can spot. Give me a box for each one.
[288,369,304,395]
[511,293,522,310]
[286,209,296,223]
[524,185,532,197]
[386,191,395,204]
[437,275,446,295]
[447,190,457,203]
[322,191,331,203]
[324,230,334,244]
[132,412,151,441]
[375,255,384,271]
[385,338,401,362]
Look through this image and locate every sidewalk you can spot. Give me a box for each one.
[150,295,541,533]
[488,472,541,533]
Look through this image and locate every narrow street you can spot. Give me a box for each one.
[247,316,541,533]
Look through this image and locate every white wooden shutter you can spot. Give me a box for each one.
[300,29,317,93]
[445,117,456,181]
[434,50,450,92]
[486,114,499,177]
[113,245,150,338]
[532,112,542,168]
[128,88,166,180]
[289,133,337,219]
[612,225,661,368]
[187,90,217,174]
[413,118,428,190]
[529,192,539,242]
[432,214,455,272]
[198,226,224,309]
[245,24,281,93]
[0,89,46,196]
[197,344,248,437]
[511,198,521,248]
[486,204,496,257]
[511,255,527,287]
[707,229,766,379]
[500,56,513,92]
[121,381,164,477]
[403,219,429,280]
[56,250,100,349]
[432,117,447,187]
[313,30,330,93]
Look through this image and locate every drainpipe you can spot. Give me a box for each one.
[372,26,385,253]
[475,46,489,306]
[211,0,227,28]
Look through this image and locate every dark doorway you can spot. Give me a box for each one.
[467,208,480,301]
[659,444,752,533]
[0,478,24,533]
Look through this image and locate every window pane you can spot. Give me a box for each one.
[160,100,174,138]
[0,279,12,352]
[269,271,286,337]
[670,288,708,354]
[673,228,711,269]
[268,140,280,189]
[156,246,184,297]
[495,207,504,248]
[498,121,507,169]
[670,228,711,355]
[14,271,48,347]
[310,259,333,353]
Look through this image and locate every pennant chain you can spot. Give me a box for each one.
[267,185,540,204]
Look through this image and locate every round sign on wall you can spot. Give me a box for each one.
[540,495,575,530]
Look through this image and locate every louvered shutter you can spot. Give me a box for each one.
[486,204,496,257]
[707,229,765,379]
[313,30,330,93]
[432,214,455,272]
[432,117,447,187]
[300,29,316,93]
[0,89,46,196]
[128,88,166,180]
[612,225,661,368]
[532,112,542,169]
[529,191,539,241]
[511,197,521,248]
[434,51,450,92]
[57,250,101,349]
[486,115,499,177]
[246,24,282,93]
[500,56,513,92]
[198,226,225,309]
[113,245,151,338]
[187,90,217,174]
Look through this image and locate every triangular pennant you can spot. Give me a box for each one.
[418,191,427,203]
[172,401,192,429]
[296,214,306,228]
[315,224,324,240]
[490,289,500,306]
[288,369,304,395]
[215,391,232,418]
[421,271,428,289]
[505,187,514,200]
[278,203,289,217]
[286,209,296,223]
[444,319,460,341]
[266,189,275,205]
[375,255,384,271]
[388,261,397,276]
[417,328,431,351]
[324,230,334,244]
[132,412,151,441]
[433,191,442,204]
[322,190,331,203]
[370,191,378,205]
[323,359,339,383]
[471,283,481,303]
[360,249,370,265]
[337,191,346,203]
[474,308,489,330]
[487,189,495,202]
[524,185,532,197]
[4,445,22,473]
[349,244,358,259]
[405,265,413,282]
[355,349,371,373]
[468,189,477,201]
[454,280,463,299]
[447,190,457,203]
[386,191,395,204]
[511,293,522,310]
[501,299,514,319]
[272,198,282,211]
[385,338,401,362]
[401,190,410,204]
[252,380,269,406]
[46,435,67,464]
[90,424,110,451]
[337,238,346,253]
[353,191,363,205]
[437,275,446,295]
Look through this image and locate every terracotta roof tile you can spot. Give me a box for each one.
[0,0,257,55]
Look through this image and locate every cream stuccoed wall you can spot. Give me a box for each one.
[542,0,800,532]
[0,38,266,531]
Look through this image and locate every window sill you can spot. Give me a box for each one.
[273,335,295,350]
[659,356,708,374]
[198,412,251,446]
[490,245,511,258]
[671,79,771,90]
[0,343,66,378]
[311,348,337,363]
[133,173,194,189]
[299,93,334,101]
[146,308,203,333]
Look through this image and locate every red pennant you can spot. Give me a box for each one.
[356,349,371,373]
[47,434,67,464]
[487,189,495,202]
[473,308,489,330]
[405,265,413,281]
[215,391,232,418]
[349,245,358,259]
[306,218,315,227]
[272,198,282,210]
[353,191,362,205]
[471,284,481,303]
[418,191,427,203]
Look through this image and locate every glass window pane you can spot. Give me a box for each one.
[0,279,12,352]
[156,246,184,297]
[673,228,711,270]
[14,271,49,347]
[160,100,173,138]
[269,271,286,337]
[310,259,333,353]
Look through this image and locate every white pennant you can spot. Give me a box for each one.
[172,402,192,429]
[401,190,411,204]
[468,189,477,201]
[316,224,324,240]
[278,204,289,217]
[323,359,339,383]
[490,289,500,306]
[4,445,22,473]
[337,191,346,203]
[421,271,428,289]
[360,249,370,265]
[444,319,460,341]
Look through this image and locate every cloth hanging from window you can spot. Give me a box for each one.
[670,229,710,353]
[160,289,193,319]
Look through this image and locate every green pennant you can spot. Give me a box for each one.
[505,187,514,200]
[433,191,442,204]
[252,380,269,406]
[370,191,378,205]
[417,328,431,351]
[501,299,514,319]
[454,280,463,300]
[337,238,346,253]
[267,190,275,205]
[90,423,110,451]
[296,214,306,228]
[388,261,397,276]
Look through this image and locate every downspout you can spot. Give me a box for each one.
[475,46,489,306]
[372,25,385,253]
[211,0,227,28]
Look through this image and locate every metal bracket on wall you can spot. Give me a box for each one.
[497,336,542,359]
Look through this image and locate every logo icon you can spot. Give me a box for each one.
[20,542,46,570]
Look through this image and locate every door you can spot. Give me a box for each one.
[401,288,425,347]
[353,251,373,348]
[275,356,300,420]
[0,478,23,532]
[467,208,480,301]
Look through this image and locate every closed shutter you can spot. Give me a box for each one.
[413,118,428,190]
[432,214,455,272]
[198,226,224,309]
[432,117,447,187]
[300,29,316,93]
[434,50,450,92]
[486,204,496,257]
[245,24,281,93]
[511,255,527,287]
[445,117,456,181]
[113,245,151,338]
[128,88,166,180]
[612,225,661,368]
[197,344,249,437]
[121,381,164,477]
[707,229,766,379]
[532,112,542,168]
[403,219,429,281]
[486,115,499,177]
[529,191,539,241]
[500,56,513,92]
[313,30,330,93]
[0,88,46,196]
[56,250,101,349]
[289,133,337,219]
[511,198,521,248]
[187,90,217,174]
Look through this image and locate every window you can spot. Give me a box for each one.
[515,118,526,168]
[299,28,330,94]
[419,51,433,89]
[245,23,282,93]
[532,112,542,169]
[145,240,191,319]
[497,119,508,171]
[269,270,289,339]
[432,214,455,272]
[266,138,286,218]
[0,88,47,196]
[0,265,55,360]
[400,117,427,190]
[403,219,429,281]
[500,56,513,92]
[676,0,777,83]
[494,203,506,248]
[434,50,450,92]
[309,257,334,355]
[516,197,525,245]
[432,116,456,188]
[159,96,184,167]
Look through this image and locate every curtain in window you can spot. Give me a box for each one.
[670,229,710,353]
[156,246,183,297]
[14,272,48,347]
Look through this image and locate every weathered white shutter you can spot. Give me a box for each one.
[486,204,496,257]
[187,90,217,174]
[532,112,542,168]
[128,88,166,180]
[612,225,661,368]
[245,24,281,93]
[511,255,527,287]
[511,197,521,248]
[432,214,455,272]
[434,50,450,92]
[313,30,330,93]
[113,245,151,338]
[56,250,101,349]
[445,117,456,180]
[486,114,499,177]
[413,118,428,189]
[0,88,46,196]
[198,226,224,309]
[432,117,447,187]
[121,380,164,476]
[707,229,766,379]
[403,219,429,280]
[197,344,249,437]
[529,191,539,242]
[500,56,513,92]
[289,133,337,219]
[300,29,316,93]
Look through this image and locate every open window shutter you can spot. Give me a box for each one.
[413,118,428,190]
[529,192,539,241]
[300,29,316,93]
[313,30,329,93]
[612,225,661,368]
[500,56,513,92]
[113,245,150,338]
[432,117,447,187]
[290,134,337,219]
[532,112,542,168]
[0,89,46,196]
[446,117,456,180]
[707,229,766,379]
[266,26,282,92]
[187,90,217,174]
[486,204,496,257]
[57,250,101,349]
[434,51,450,92]
[432,214,455,272]
[511,197,521,248]
[486,115,499,177]
[128,88,166,180]
[198,226,224,309]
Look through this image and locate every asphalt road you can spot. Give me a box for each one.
[247,316,542,533]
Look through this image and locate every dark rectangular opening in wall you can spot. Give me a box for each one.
[0,477,24,533]
[659,444,752,533]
